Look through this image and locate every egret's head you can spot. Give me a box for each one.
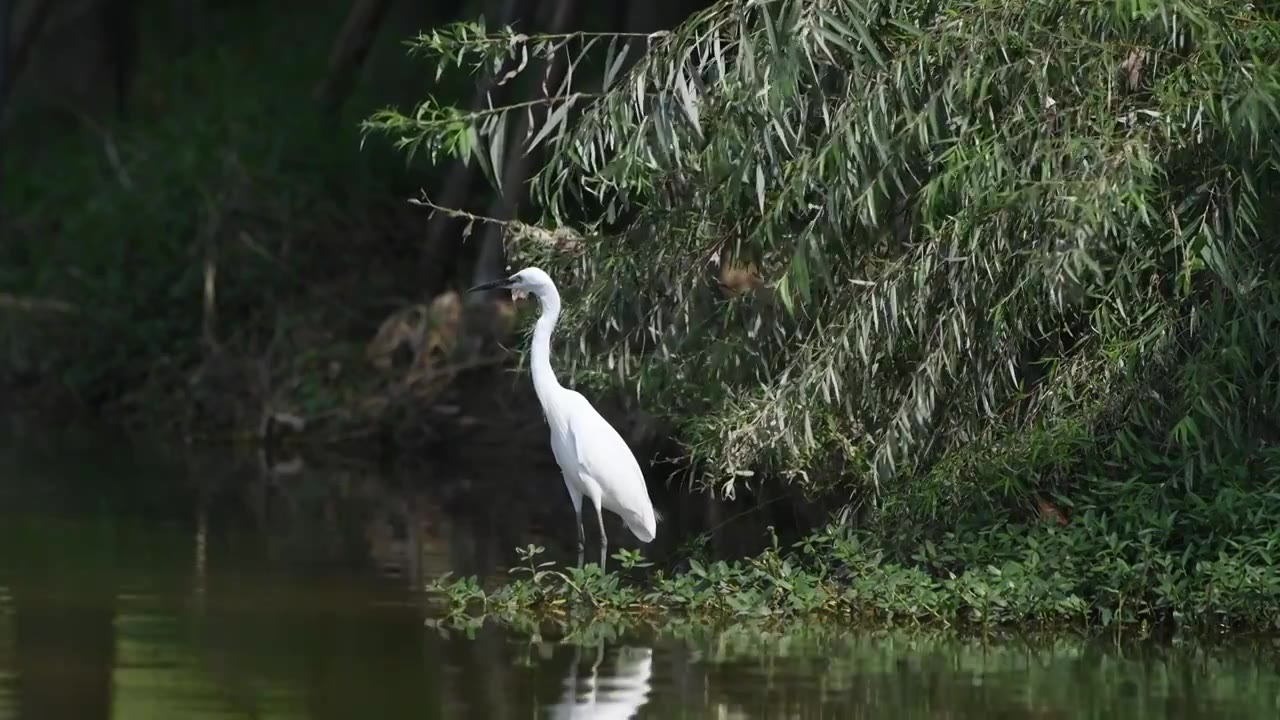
[467,267,554,302]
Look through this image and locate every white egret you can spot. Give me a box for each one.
[469,267,658,570]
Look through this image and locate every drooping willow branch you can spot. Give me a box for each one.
[367,0,1280,513]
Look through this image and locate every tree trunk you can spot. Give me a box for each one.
[171,0,200,55]
[100,0,138,118]
[468,0,701,290]
[470,0,582,291]
[315,0,468,115]
[314,0,396,114]
[0,0,11,149]
[419,0,535,285]
[0,0,12,121]
[1,0,56,107]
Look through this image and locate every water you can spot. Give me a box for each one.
[2,429,1279,719]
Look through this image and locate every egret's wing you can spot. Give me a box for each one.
[563,391,656,539]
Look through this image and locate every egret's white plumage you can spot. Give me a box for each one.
[469,267,657,568]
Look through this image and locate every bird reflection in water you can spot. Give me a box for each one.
[547,643,654,720]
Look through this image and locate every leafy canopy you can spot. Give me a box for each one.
[366,0,1280,519]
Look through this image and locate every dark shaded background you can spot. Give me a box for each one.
[0,0,707,419]
[1,0,827,564]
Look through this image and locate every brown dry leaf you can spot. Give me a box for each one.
[1121,49,1145,91]
[405,291,467,396]
[1037,497,1069,526]
[367,304,429,371]
[421,291,463,360]
[719,260,764,297]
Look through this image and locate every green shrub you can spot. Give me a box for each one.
[368,0,1280,526]
[425,468,1280,634]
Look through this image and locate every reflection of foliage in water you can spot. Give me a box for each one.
[442,620,1280,719]
[674,625,1280,719]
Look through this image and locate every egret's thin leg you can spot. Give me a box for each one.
[576,511,586,569]
[568,484,585,568]
[596,502,608,570]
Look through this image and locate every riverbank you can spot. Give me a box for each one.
[427,465,1280,636]
[7,378,1280,637]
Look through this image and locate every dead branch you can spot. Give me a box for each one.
[0,292,80,314]
[409,193,583,252]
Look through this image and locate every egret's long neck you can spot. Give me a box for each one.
[530,285,563,402]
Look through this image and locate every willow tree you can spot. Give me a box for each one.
[366,0,1280,522]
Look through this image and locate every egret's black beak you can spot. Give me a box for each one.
[468,276,514,293]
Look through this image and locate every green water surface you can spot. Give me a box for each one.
[0,429,1277,719]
